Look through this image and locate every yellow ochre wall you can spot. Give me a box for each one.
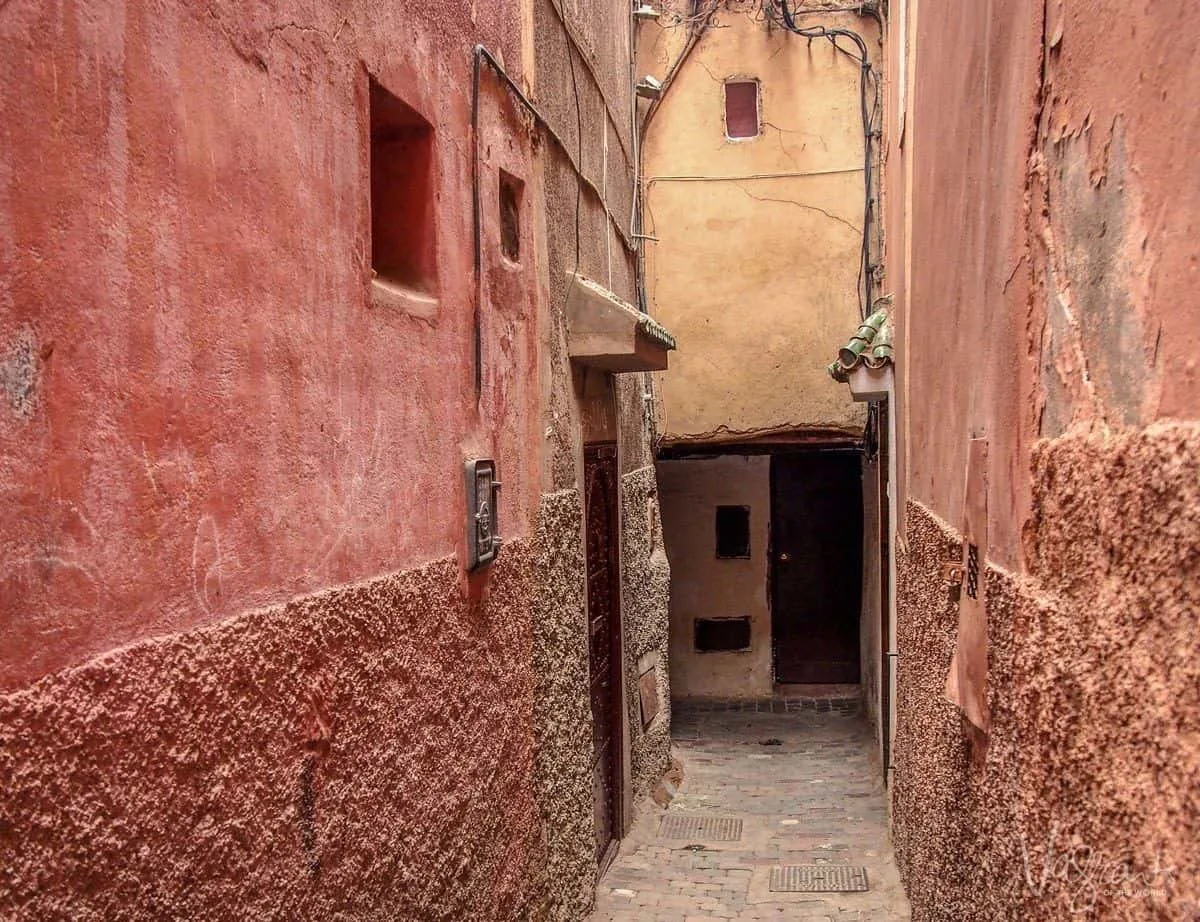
[640,5,878,443]
[658,455,773,697]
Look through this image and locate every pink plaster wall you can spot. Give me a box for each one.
[896,0,1042,570]
[897,0,1200,567]
[0,0,541,689]
[887,0,1200,917]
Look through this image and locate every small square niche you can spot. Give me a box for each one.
[369,77,437,304]
[499,170,523,263]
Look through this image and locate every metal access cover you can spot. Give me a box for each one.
[657,814,743,841]
[769,865,869,893]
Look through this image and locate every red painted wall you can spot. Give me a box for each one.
[897,0,1200,568]
[0,1,586,917]
[0,0,540,689]
[887,1,1200,917]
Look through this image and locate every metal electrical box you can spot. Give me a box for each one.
[465,459,502,570]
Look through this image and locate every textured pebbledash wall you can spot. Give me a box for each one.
[619,465,672,802]
[531,489,597,922]
[0,550,545,921]
[895,426,1200,919]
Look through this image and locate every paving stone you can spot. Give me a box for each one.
[587,707,911,921]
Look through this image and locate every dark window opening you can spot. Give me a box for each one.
[369,77,437,294]
[695,617,752,652]
[499,170,523,262]
[724,80,760,140]
[715,505,751,558]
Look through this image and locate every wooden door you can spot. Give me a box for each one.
[771,452,863,684]
[584,443,622,866]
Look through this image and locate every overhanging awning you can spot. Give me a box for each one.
[566,273,676,373]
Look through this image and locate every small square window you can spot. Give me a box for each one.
[369,77,437,295]
[724,80,760,140]
[695,617,752,652]
[715,505,751,558]
[499,170,523,262]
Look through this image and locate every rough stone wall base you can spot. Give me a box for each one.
[0,551,546,921]
[620,465,673,805]
[893,423,1200,920]
[531,489,597,922]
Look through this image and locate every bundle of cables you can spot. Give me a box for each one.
[769,0,881,324]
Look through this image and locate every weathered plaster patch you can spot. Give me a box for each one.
[0,328,39,420]
[1036,122,1151,433]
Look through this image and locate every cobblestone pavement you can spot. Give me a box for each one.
[589,701,911,921]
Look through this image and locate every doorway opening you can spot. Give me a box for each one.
[770,450,863,686]
[584,443,623,871]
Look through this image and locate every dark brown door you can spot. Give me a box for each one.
[771,452,862,684]
[584,443,622,866]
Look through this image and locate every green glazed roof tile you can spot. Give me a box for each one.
[828,304,893,380]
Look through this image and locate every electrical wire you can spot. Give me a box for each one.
[545,0,636,169]
[565,26,584,277]
[770,0,880,321]
[635,3,722,312]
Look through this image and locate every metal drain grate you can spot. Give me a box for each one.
[657,814,743,841]
[769,865,869,893]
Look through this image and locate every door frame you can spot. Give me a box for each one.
[583,441,625,873]
[768,448,864,686]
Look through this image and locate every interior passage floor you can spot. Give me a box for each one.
[589,702,911,922]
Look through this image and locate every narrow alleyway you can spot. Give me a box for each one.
[590,695,911,921]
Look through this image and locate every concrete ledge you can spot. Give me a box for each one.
[566,273,675,372]
[846,363,893,402]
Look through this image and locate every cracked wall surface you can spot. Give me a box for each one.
[639,4,876,443]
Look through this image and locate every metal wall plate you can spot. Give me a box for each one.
[465,459,502,571]
[657,814,742,842]
[769,865,869,893]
